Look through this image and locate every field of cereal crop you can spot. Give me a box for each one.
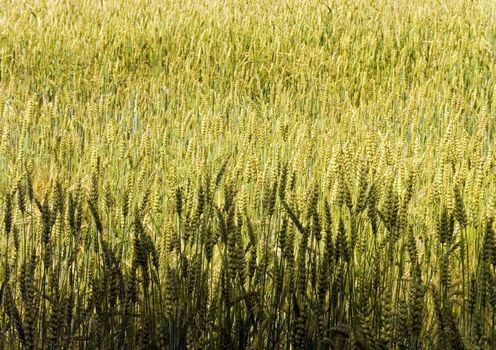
[0,0,496,348]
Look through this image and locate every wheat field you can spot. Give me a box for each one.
[0,0,496,348]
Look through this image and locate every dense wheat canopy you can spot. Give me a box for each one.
[0,0,495,348]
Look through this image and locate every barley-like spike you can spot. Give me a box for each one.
[3,284,26,345]
[3,192,12,237]
[175,187,183,217]
[453,185,467,228]
[16,180,25,215]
